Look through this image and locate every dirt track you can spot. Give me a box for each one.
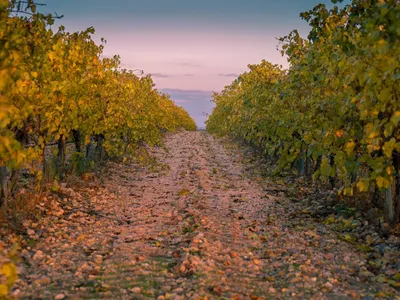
[15,131,398,299]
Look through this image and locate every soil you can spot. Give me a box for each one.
[3,131,400,299]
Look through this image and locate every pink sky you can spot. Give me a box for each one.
[42,0,345,126]
[102,30,289,91]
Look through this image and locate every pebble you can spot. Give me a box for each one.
[323,282,333,290]
[165,293,176,299]
[162,285,172,292]
[179,265,186,273]
[93,255,103,264]
[325,253,334,260]
[33,250,45,261]
[131,287,141,294]
[230,251,239,258]
[11,289,22,297]
[174,287,184,294]
[55,294,66,300]
[34,276,51,286]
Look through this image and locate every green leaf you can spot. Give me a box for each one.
[378,88,391,102]
[320,157,333,177]
[382,138,396,158]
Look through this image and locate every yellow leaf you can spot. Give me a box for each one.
[368,131,379,139]
[357,179,369,192]
[0,0,9,9]
[391,111,400,126]
[376,176,390,189]
[23,72,30,80]
[345,140,356,155]
[0,284,8,296]
[1,262,18,285]
[386,166,393,176]
[31,71,38,79]
[365,122,379,139]
[371,110,379,117]
[343,187,353,196]
[382,138,396,158]
[48,51,56,62]
[178,189,190,197]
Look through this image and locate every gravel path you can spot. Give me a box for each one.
[14,131,398,299]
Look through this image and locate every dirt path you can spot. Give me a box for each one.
[14,131,398,299]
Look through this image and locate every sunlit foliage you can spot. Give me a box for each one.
[207,0,400,221]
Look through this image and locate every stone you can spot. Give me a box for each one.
[33,250,45,261]
[131,287,141,294]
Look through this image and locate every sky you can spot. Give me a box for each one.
[40,0,347,128]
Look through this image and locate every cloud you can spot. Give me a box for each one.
[150,73,174,78]
[147,73,195,78]
[218,73,239,77]
[161,88,213,101]
[176,62,201,67]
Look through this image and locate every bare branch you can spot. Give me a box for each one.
[10,10,35,16]
[9,1,64,19]
[9,10,64,19]
[15,1,47,6]
[53,11,64,19]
